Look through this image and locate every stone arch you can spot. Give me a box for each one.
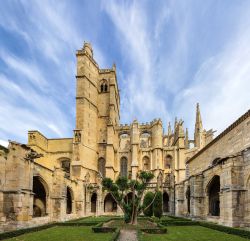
[207,175,220,216]
[163,192,169,213]
[140,131,151,148]
[100,79,108,93]
[104,193,117,212]
[142,156,150,170]
[91,192,97,213]
[164,155,173,169]
[32,176,49,217]
[98,157,106,178]
[245,176,250,222]
[120,156,128,177]
[186,186,191,214]
[66,186,74,214]
[59,158,71,174]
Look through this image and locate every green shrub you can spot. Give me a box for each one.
[153,191,163,219]
[160,220,199,226]
[110,228,120,241]
[140,227,167,234]
[0,223,55,240]
[199,221,250,239]
[92,227,117,233]
[143,191,154,217]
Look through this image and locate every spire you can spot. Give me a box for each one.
[194,103,203,148]
[167,122,172,136]
[195,103,203,131]
[174,117,178,130]
[185,128,189,149]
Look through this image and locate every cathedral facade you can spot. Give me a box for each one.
[0,42,249,232]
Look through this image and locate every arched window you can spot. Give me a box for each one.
[164,155,173,169]
[207,175,220,216]
[163,192,169,213]
[142,156,150,170]
[33,176,48,217]
[186,186,191,214]
[98,158,106,178]
[104,84,108,92]
[104,193,117,212]
[120,157,128,177]
[100,80,108,93]
[140,132,151,148]
[66,187,73,214]
[61,159,70,174]
[91,193,97,213]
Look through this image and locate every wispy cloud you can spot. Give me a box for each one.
[0,0,249,145]
[102,1,170,124]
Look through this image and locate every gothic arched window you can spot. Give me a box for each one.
[61,159,70,174]
[100,80,108,93]
[120,157,128,177]
[104,84,108,92]
[142,156,150,170]
[164,155,173,169]
[98,158,106,178]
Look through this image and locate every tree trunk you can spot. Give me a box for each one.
[132,206,138,225]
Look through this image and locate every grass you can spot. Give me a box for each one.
[4,226,113,241]
[140,225,250,241]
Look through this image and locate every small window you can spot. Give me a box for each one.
[104,84,108,92]
[120,157,128,177]
[100,81,108,93]
[61,160,70,174]
[164,155,173,169]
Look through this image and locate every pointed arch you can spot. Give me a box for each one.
[207,175,220,216]
[142,156,150,170]
[32,176,49,217]
[186,186,191,214]
[66,186,74,214]
[98,157,106,178]
[104,193,117,212]
[91,193,97,213]
[120,157,128,177]
[163,192,169,212]
[164,155,173,169]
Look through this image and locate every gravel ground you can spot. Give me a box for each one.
[117,229,138,241]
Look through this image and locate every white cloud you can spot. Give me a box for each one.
[103,1,169,124]
[0,140,8,148]
[175,15,250,135]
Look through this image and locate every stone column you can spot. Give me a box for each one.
[131,120,139,179]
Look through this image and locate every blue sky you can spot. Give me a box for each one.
[0,0,250,146]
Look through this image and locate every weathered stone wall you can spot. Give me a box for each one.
[187,111,250,176]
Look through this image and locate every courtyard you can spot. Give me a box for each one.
[1,216,250,241]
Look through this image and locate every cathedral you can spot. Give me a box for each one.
[0,42,249,232]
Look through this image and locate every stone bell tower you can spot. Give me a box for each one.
[71,42,120,182]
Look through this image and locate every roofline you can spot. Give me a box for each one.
[187,109,250,164]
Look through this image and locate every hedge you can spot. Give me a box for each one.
[57,221,100,226]
[0,223,55,240]
[199,222,250,239]
[160,220,199,226]
[92,226,117,233]
[110,228,120,241]
[140,227,167,234]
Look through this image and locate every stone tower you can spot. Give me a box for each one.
[72,42,120,182]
